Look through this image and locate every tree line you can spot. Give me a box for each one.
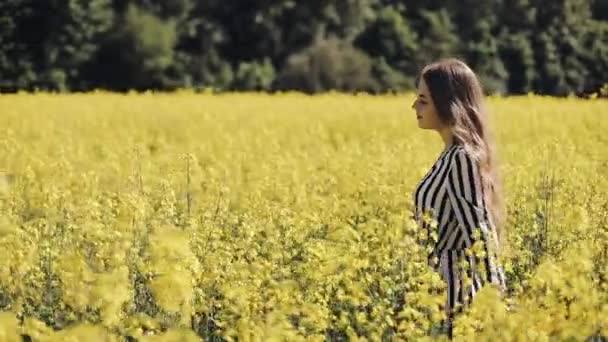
[1,0,607,96]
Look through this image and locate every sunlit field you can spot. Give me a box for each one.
[0,92,607,341]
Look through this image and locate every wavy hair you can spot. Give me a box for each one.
[418,58,506,248]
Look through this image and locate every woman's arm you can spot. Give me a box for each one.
[440,149,493,255]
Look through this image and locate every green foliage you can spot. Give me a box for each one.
[232,58,277,91]
[124,5,177,75]
[0,0,114,91]
[447,0,508,94]
[355,6,419,90]
[0,0,607,94]
[581,20,608,96]
[416,8,460,64]
[498,33,536,94]
[85,4,177,90]
[274,37,378,93]
[530,0,593,95]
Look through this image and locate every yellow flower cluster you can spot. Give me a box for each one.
[0,91,606,340]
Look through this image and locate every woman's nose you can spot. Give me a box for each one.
[411,99,416,109]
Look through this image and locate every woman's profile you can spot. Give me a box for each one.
[411,58,507,337]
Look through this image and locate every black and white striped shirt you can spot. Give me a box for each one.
[413,142,506,313]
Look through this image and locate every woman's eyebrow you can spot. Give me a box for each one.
[419,94,427,98]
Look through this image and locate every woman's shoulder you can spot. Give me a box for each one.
[445,143,466,159]
[446,143,476,166]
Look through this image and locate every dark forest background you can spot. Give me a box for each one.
[1,0,607,95]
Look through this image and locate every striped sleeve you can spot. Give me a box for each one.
[445,149,490,250]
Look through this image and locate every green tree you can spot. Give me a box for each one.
[447,0,508,94]
[497,0,537,94]
[416,8,460,65]
[530,0,593,95]
[274,36,378,93]
[232,58,276,91]
[0,0,113,91]
[84,4,177,90]
[498,34,536,94]
[0,0,607,94]
[581,20,608,95]
[354,6,419,90]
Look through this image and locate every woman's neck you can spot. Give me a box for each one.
[439,127,454,148]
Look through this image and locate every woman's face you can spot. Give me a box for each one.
[412,78,444,130]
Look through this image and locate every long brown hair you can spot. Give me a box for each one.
[419,58,506,249]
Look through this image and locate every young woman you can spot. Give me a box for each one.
[411,58,507,337]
